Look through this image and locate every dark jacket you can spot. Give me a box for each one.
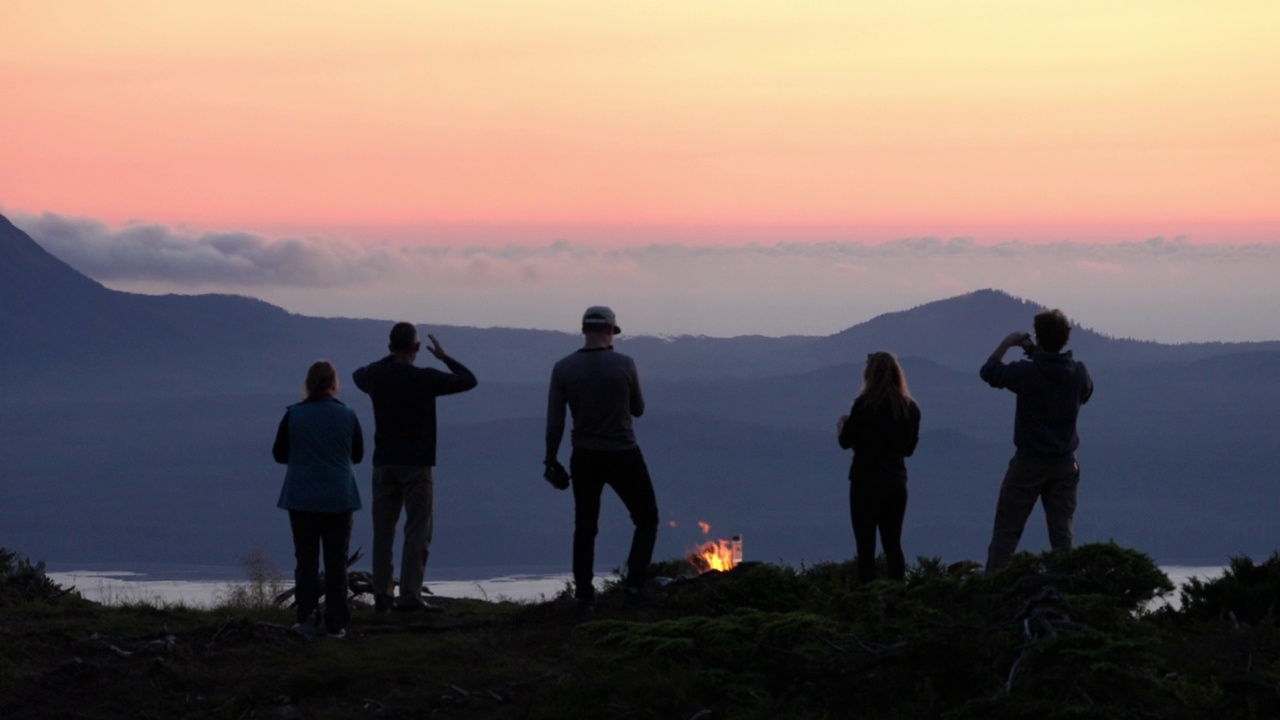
[838,395,921,482]
[352,354,478,467]
[272,396,364,512]
[980,350,1093,461]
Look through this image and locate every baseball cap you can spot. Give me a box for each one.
[582,305,621,334]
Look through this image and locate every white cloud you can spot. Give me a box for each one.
[1073,260,1126,275]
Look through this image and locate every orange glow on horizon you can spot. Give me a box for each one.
[3,2,1278,241]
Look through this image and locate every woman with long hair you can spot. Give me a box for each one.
[272,360,364,638]
[837,351,921,583]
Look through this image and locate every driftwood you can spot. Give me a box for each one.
[1004,578,1090,694]
[272,548,367,608]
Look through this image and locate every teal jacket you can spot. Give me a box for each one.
[272,397,364,512]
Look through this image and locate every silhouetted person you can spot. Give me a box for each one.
[837,351,921,583]
[353,323,477,612]
[272,360,363,638]
[545,306,659,610]
[981,309,1093,572]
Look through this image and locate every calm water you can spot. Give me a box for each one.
[46,563,581,608]
[46,563,1226,609]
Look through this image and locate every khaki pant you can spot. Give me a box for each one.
[985,456,1079,573]
[371,465,434,606]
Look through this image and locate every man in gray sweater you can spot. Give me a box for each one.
[545,306,659,609]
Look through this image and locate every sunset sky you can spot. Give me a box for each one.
[3,2,1279,340]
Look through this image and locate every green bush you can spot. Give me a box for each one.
[0,548,86,608]
[1179,552,1280,624]
[214,546,287,610]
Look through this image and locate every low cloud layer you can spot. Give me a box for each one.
[13,211,1280,342]
[21,213,396,287]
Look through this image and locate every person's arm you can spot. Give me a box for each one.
[545,367,567,463]
[351,415,365,464]
[901,401,921,457]
[1079,362,1094,405]
[424,334,478,395]
[271,410,290,464]
[837,400,862,449]
[629,357,645,418]
[980,331,1031,389]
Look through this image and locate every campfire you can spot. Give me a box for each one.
[686,521,742,574]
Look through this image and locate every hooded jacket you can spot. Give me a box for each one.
[980,350,1093,461]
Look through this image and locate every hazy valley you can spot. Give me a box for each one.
[3,214,1277,574]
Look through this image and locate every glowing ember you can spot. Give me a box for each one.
[686,521,740,574]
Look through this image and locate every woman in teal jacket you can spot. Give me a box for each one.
[272,360,364,638]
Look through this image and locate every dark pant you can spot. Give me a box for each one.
[985,456,1080,573]
[570,447,660,601]
[849,475,908,583]
[288,510,353,631]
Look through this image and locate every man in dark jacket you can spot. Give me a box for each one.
[545,306,659,610]
[353,323,477,612]
[980,308,1093,572]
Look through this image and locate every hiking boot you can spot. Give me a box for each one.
[374,595,394,615]
[394,600,443,614]
[326,628,347,640]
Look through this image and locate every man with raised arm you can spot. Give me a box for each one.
[353,322,477,612]
[981,308,1094,573]
[545,306,659,612]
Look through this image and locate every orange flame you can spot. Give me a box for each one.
[688,539,736,573]
[686,520,738,573]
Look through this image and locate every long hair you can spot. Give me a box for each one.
[303,360,337,400]
[858,351,912,418]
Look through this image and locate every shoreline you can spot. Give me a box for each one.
[46,562,1227,610]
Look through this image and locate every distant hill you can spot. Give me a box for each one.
[4,213,1276,399]
[3,213,1279,571]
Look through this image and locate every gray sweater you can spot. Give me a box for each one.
[545,347,645,459]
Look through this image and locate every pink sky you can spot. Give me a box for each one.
[5,3,1280,341]
[3,2,1278,244]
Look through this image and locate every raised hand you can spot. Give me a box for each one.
[426,333,447,360]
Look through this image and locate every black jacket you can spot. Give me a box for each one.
[838,395,921,482]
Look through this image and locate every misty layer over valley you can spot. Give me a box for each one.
[2,214,1278,573]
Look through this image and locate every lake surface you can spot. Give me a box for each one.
[46,563,1227,609]
[46,565,579,607]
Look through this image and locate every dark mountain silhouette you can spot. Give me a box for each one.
[3,213,1279,571]
[0,214,111,307]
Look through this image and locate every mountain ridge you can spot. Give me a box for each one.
[4,212,1277,399]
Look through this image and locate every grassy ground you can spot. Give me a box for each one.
[2,545,1279,719]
